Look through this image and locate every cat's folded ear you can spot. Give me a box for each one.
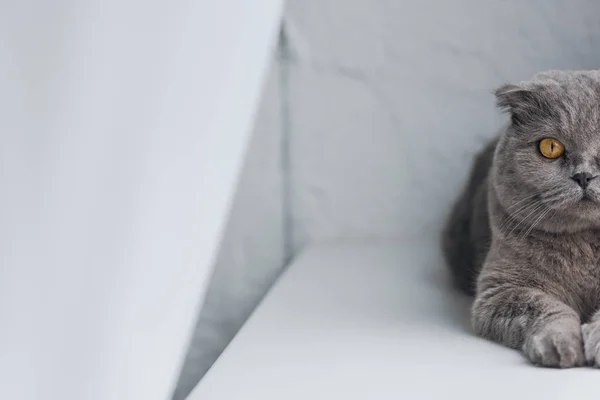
[495,83,553,127]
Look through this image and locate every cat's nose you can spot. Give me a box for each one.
[571,172,596,189]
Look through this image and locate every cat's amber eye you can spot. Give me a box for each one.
[538,138,565,159]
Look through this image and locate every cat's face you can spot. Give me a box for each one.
[493,71,600,233]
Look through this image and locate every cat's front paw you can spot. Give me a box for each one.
[581,322,600,366]
[523,321,584,368]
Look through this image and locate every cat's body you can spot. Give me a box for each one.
[442,138,495,296]
[444,70,600,367]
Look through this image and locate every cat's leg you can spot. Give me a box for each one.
[581,310,600,366]
[473,285,584,368]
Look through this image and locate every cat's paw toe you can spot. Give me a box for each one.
[523,326,584,368]
[581,322,600,367]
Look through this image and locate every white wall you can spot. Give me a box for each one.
[180,0,600,396]
[285,0,600,250]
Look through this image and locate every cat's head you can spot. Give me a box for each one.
[493,70,600,233]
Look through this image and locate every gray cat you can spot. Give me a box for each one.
[443,70,600,368]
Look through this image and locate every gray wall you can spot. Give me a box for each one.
[177,0,600,398]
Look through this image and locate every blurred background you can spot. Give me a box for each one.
[176,1,600,398]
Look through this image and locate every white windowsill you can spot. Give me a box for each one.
[190,239,600,400]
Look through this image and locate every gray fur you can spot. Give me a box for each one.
[443,70,600,368]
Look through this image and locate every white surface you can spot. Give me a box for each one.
[192,240,600,400]
[0,2,281,399]
[174,60,286,400]
[285,0,600,250]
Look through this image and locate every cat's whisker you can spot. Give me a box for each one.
[543,193,576,209]
[507,202,545,237]
[520,206,552,241]
[499,186,565,235]
[499,198,539,227]
[498,200,541,234]
[505,192,540,211]
[499,212,532,237]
